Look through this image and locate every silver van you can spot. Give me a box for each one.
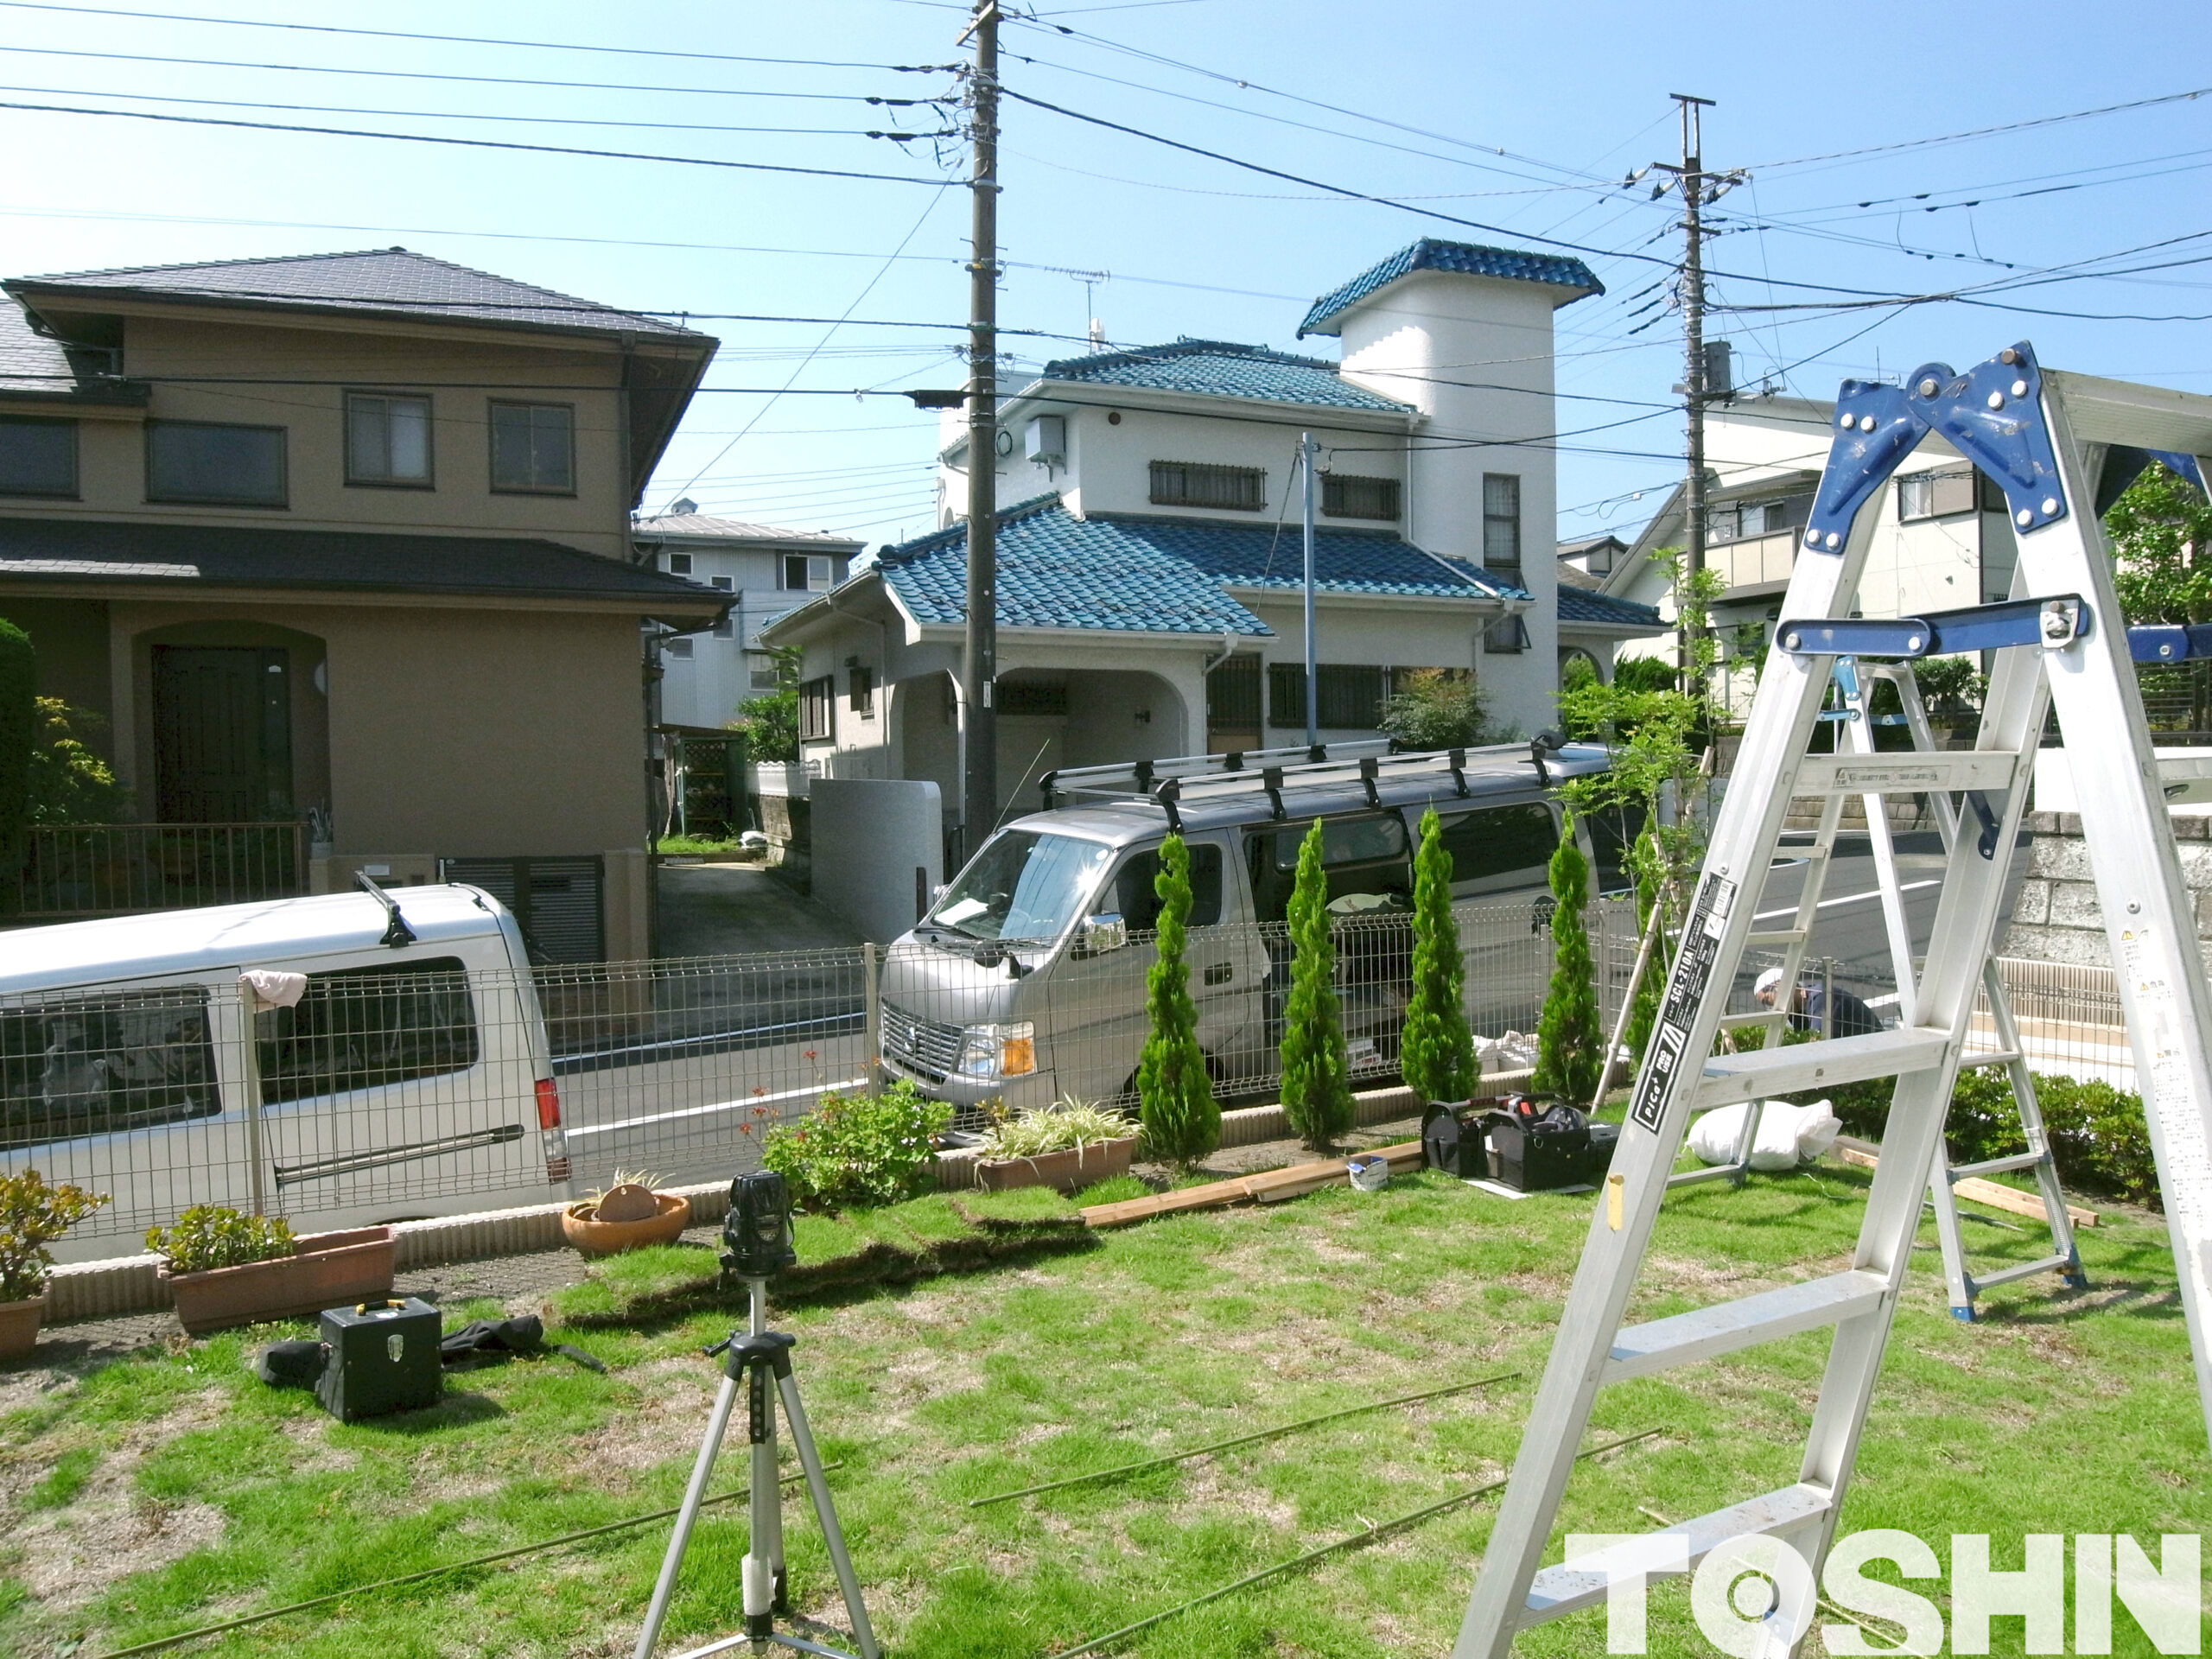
[0,880,569,1262]
[876,740,1624,1116]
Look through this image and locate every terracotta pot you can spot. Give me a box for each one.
[976,1135,1135,1194]
[0,1295,44,1360]
[561,1191,693,1258]
[161,1226,396,1337]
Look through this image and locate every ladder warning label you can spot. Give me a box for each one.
[1630,871,1736,1135]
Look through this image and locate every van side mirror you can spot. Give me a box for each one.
[1077,912,1128,956]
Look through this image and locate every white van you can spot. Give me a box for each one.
[0,880,569,1262]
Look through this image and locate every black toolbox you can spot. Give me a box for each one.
[1482,1095,1615,1192]
[315,1296,442,1421]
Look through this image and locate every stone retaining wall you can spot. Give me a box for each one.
[1999,809,2212,969]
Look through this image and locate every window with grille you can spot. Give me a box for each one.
[1206,654,1262,728]
[1322,473,1400,520]
[488,401,573,493]
[667,551,694,575]
[849,665,874,715]
[1148,460,1265,512]
[1484,614,1530,654]
[1897,467,1979,521]
[1482,474,1522,570]
[1268,662,1383,728]
[800,675,835,741]
[0,416,78,497]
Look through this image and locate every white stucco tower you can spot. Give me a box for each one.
[1302,239,1604,734]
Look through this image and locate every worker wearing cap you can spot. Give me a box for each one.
[1753,965,1883,1037]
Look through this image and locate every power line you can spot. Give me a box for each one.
[1750,84,2212,171]
[0,2,961,72]
[0,99,956,187]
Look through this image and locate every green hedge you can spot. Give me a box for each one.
[1794,1063,2160,1208]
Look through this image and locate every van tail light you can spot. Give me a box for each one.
[535,1077,563,1130]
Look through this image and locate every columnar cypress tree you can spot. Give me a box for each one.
[1624,827,1665,1065]
[1401,805,1478,1103]
[1533,818,1602,1104]
[1137,833,1219,1168]
[1280,817,1354,1149]
[0,620,32,918]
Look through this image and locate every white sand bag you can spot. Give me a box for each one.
[1688,1100,1843,1170]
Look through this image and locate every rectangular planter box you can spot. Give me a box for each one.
[161,1226,397,1336]
[976,1136,1135,1195]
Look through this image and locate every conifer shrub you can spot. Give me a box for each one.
[1136,834,1219,1167]
[1279,818,1353,1149]
[1401,806,1478,1103]
[1533,819,1601,1103]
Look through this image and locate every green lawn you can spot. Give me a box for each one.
[0,1151,2202,1658]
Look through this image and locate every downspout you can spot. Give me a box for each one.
[1198,628,1237,756]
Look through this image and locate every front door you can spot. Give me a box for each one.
[153,646,293,822]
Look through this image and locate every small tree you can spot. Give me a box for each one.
[0,620,31,918]
[733,643,803,763]
[1280,818,1354,1149]
[1533,818,1601,1104]
[29,699,125,824]
[1379,668,1491,750]
[1401,806,1478,1103]
[1137,834,1219,1167]
[1623,827,1664,1066]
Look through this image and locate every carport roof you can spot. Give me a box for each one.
[0,514,727,617]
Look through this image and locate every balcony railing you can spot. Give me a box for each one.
[12,822,309,919]
[1710,529,1801,594]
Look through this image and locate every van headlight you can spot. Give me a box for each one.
[956,1020,1036,1080]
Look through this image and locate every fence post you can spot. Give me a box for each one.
[234,977,269,1217]
[862,942,883,1096]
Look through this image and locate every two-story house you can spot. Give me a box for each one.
[762,238,1665,852]
[0,249,724,959]
[629,505,859,729]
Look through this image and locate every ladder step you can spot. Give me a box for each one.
[1695,1027,1951,1109]
[1605,1270,1889,1383]
[1971,1255,2076,1292]
[1959,1049,2024,1069]
[1716,1011,1781,1031]
[1522,1484,1835,1628]
[1950,1150,2045,1180]
[1746,929,1808,947]
[1795,750,2022,797]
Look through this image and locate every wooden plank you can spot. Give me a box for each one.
[1834,1144,2098,1227]
[1084,1141,1428,1227]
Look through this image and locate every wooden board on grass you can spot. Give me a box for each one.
[1083,1141,1426,1228]
[1834,1143,2099,1227]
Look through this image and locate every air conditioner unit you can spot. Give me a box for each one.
[1025,415,1066,465]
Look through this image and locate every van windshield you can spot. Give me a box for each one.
[929,830,1114,943]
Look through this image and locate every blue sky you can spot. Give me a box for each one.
[3,0,2207,554]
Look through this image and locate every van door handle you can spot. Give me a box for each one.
[1204,963,1233,985]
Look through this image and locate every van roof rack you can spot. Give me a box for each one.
[1040,739,1560,832]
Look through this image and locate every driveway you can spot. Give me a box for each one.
[656,861,861,958]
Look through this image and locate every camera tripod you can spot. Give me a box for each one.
[632,1277,880,1659]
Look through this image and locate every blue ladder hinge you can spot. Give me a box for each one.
[1778,595,2086,659]
[2127,623,2212,664]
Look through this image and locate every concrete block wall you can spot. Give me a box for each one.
[2000,810,2212,969]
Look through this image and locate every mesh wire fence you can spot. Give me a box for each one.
[1,899,1643,1249]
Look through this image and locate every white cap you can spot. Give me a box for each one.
[1754,967,1785,998]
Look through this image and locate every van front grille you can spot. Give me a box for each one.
[881,1002,963,1082]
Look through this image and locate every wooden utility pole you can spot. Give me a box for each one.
[1654,93,1714,688]
[959,0,1001,855]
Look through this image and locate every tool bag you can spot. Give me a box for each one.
[1421,1102,1484,1178]
[1482,1094,1615,1192]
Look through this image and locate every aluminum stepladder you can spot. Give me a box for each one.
[1454,342,2212,1659]
[1837,658,2088,1321]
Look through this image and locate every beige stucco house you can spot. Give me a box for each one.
[0,250,723,959]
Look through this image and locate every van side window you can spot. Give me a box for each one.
[1246,813,1412,923]
[1582,800,1648,893]
[0,988,218,1149]
[1111,843,1224,931]
[1434,802,1558,894]
[255,957,479,1104]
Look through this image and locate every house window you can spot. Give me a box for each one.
[1484,614,1531,654]
[1149,460,1265,512]
[1206,654,1262,729]
[1322,474,1400,521]
[1268,663,1384,729]
[799,675,835,741]
[849,665,874,716]
[667,551,694,575]
[709,575,735,639]
[1482,474,1521,571]
[1897,467,1980,522]
[748,657,779,690]
[0,416,77,497]
[146,420,287,506]
[781,554,833,592]
[344,392,432,486]
[488,401,574,493]
[666,638,693,659]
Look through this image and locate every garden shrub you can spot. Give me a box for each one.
[1136,833,1218,1166]
[1280,818,1353,1150]
[145,1205,295,1274]
[0,1168,108,1300]
[1401,807,1478,1104]
[761,1079,952,1211]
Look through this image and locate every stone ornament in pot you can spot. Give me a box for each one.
[562,1170,691,1258]
[0,1169,110,1359]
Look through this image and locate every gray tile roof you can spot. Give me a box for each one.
[1558,587,1665,631]
[1300,238,1604,338]
[631,512,860,546]
[1034,339,1411,413]
[0,514,725,616]
[0,302,143,404]
[9,249,702,340]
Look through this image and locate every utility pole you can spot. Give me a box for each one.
[1652,93,1716,690]
[1300,434,1319,752]
[960,0,1000,855]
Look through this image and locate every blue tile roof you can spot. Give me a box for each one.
[1299,238,1605,338]
[1035,338,1410,413]
[870,497,1522,634]
[1558,588,1665,630]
